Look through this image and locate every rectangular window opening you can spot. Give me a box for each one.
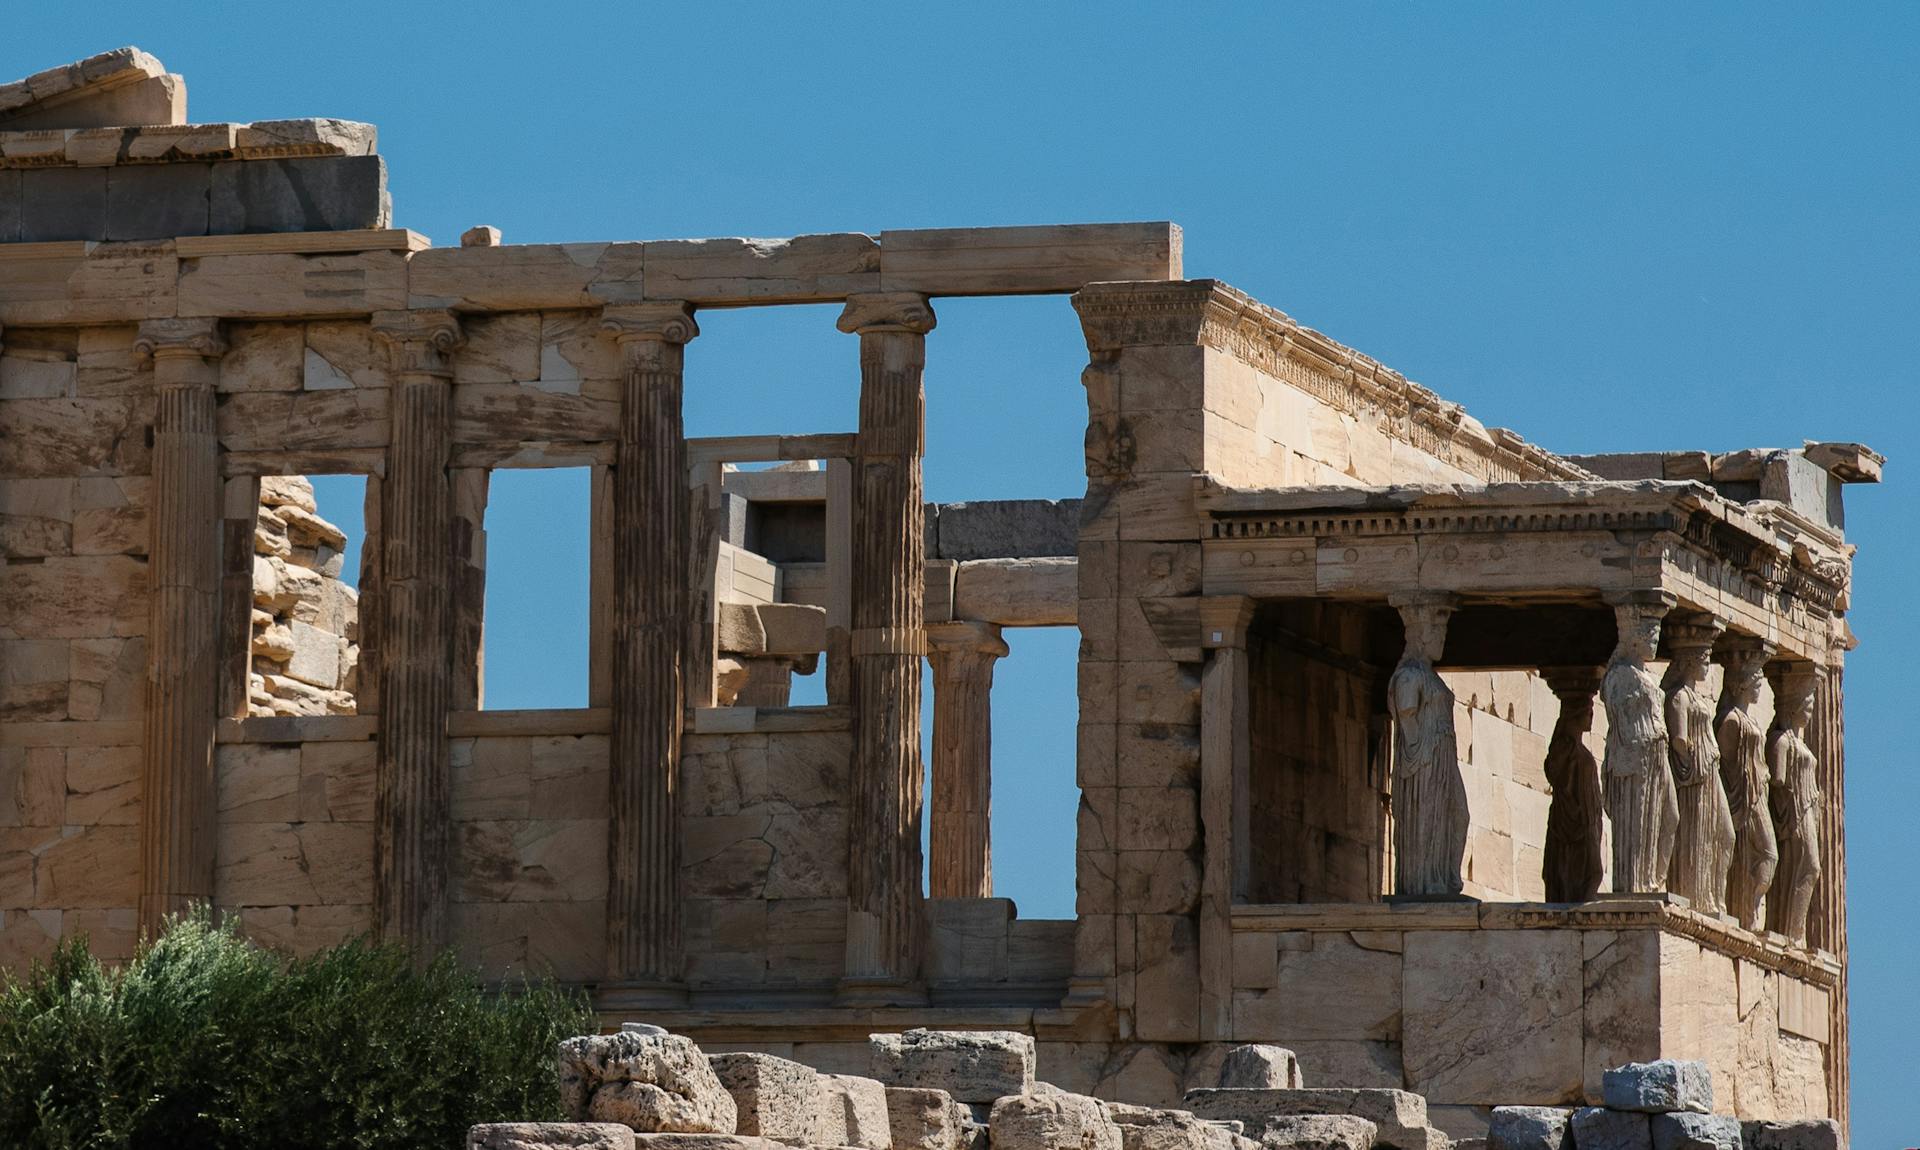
[245,474,367,718]
[480,467,592,710]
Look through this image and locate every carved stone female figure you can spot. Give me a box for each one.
[1542,669,1605,903]
[1602,600,1677,892]
[1718,647,1778,931]
[1388,595,1468,897]
[1663,634,1735,914]
[1767,668,1822,944]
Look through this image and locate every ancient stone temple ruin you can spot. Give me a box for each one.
[0,49,1876,1144]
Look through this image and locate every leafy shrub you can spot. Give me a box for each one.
[0,911,595,1150]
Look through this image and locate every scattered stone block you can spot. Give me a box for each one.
[464,224,503,247]
[558,1031,738,1134]
[630,1138,786,1150]
[1599,1062,1712,1115]
[1486,1107,1571,1150]
[819,1073,892,1150]
[885,1086,977,1150]
[870,1029,1036,1104]
[1258,1115,1377,1150]
[709,1051,822,1142]
[208,154,389,234]
[1738,1120,1843,1150]
[1183,1089,1426,1149]
[1568,1109,1650,1150]
[990,1084,1122,1150]
[1107,1103,1240,1150]
[1648,1114,1739,1150]
[1216,1045,1304,1090]
[468,1123,637,1150]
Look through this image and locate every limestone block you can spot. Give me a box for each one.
[641,233,879,304]
[630,1138,786,1150]
[104,162,211,241]
[817,1074,892,1150]
[228,903,371,956]
[870,1029,1036,1104]
[1255,932,1402,1042]
[284,620,341,688]
[216,743,301,822]
[1646,1114,1738,1150]
[35,824,137,907]
[1401,929,1583,1104]
[17,167,106,241]
[235,118,378,157]
[1258,1116,1377,1150]
[559,1032,737,1134]
[928,499,1080,560]
[1486,1108,1570,1150]
[1106,1104,1239,1150]
[709,1051,821,1141]
[1599,1062,1711,1115]
[1567,1109,1649,1150]
[990,1085,1122,1150]
[925,900,1012,985]
[885,1087,977,1150]
[214,820,374,905]
[1182,1090,1424,1150]
[0,555,145,641]
[62,745,137,824]
[208,155,389,235]
[1737,1120,1841,1150]
[453,818,607,902]
[468,1123,636,1150]
[1216,1045,1303,1089]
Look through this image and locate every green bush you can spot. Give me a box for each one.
[0,911,595,1150]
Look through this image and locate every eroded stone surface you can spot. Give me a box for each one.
[710,1052,822,1141]
[469,1124,637,1150]
[1738,1120,1843,1150]
[560,1032,738,1134]
[884,1086,977,1150]
[991,1085,1123,1150]
[1599,1062,1712,1116]
[871,1029,1036,1104]
[1216,1045,1303,1090]
[1258,1115,1378,1150]
[818,1074,892,1150]
[1485,1108,1569,1150]
[1569,1109,1650,1150]
[1648,1113,1740,1150]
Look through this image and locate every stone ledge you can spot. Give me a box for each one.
[446,708,614,737]
[0,119,377,169]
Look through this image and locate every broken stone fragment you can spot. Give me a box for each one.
[989,1084,1122,1150]
[628,1137,786,1150]
[234,118,377,157]
[1106,1103,1241,1150]
[1216,1045,1304,1090]
[817,1073,892,1150]
[1569,1109,1650,1150]
[467,1123,637,1150]
[558,1031,737,1134]
[870,1028,1036,1104]
[277,502,347,550]
[708,1051,821,1142]
[1182,1089,1426,1150]
[259,474,318,513]
[1259,1115,1377,1150]
[1648,1113,1740,1150]
[1486,1107,1571,1150]
[885,1086,978,1150]
[1599,1061,1712,1115]
[1737,1120,1842,1150]
[251,621,295,661]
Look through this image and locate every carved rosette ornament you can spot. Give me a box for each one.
[1767,663,1824,944]
[1601,593,1678,894]
[1387,592,1468,897]
[1663,618,1735,915]
[1718,639,1779,931]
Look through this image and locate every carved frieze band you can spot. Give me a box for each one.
[1072,280,1593,484]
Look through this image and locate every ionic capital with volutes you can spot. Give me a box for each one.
[602,300,700,346]
[135,317,227,364]
[1663,613,1725,657]
[926,619,1010,662]
[837,292,936,335]
[371,308,464,378]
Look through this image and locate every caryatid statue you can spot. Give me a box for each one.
[1388,593,1469,897]
[1718,642,1778,931]
[1601,595,1678,893]
[1662,620,1735,914]
[1541,668,1606,903]
[1767,665,1823,944]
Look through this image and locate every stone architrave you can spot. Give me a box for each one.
[1766,664,1823,944]
[1662,620,1735,915]
[925,620,1008,899]
[370,308,464,952]
[1541,667,1606,904]
[133,317,227,935]
[1386,593,1467,897]
[1717,640,1778,931]
[838,292,936,1000]
[1601,594,1678,894]
[601,301,700,990]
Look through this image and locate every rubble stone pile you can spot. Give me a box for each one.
[1487,1061,1843,1150]
[248,475,359,716]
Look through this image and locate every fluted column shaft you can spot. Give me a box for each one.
[371,310,462,954]
[602,302,698,988]
[136,318,227,936]
[1809,655,1848,1135]
[926,620,1007,899]
[838,293,935,996]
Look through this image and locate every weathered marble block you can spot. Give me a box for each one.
[468,1123,636,1150]
[885,1086,978,1150]
[870,1028,1036,1104]
[1487,1107,1571,1150]
[1216,1044,1304,1090]
[708,1051,821,1142]
[1106,1103,1243,1150]
[558,1032,737,1134]
[1599,1061,1712,1115]
[1570,1109,1651,1150]
[1259,1115,1377,1150]
[817,1073,892,1150]
[990,1085,1122,1150]
[1738,1120,1843,1150]
[1648,1113,1740,1150]
[1183,1089,1425,1149]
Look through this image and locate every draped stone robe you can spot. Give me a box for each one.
[1666,676,1735,913]
[1769,726,1822,942]
[1604,659,1677,892]
[1389,654,1468,897]
[1721,703,1778,930]
[1542,697,1604,903]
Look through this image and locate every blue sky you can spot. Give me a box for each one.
[9,4,1914,1138]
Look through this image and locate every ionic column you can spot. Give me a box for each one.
[370,309,463,953]
[600,302,699,990]
[1198,596,1255,1040]
[1600,592,1677,894]
[837,292,935,999]
[1807,645,1849,1134]
[135,318,227,936]
[926,620,1008,899]
[1541,667,1606,903]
